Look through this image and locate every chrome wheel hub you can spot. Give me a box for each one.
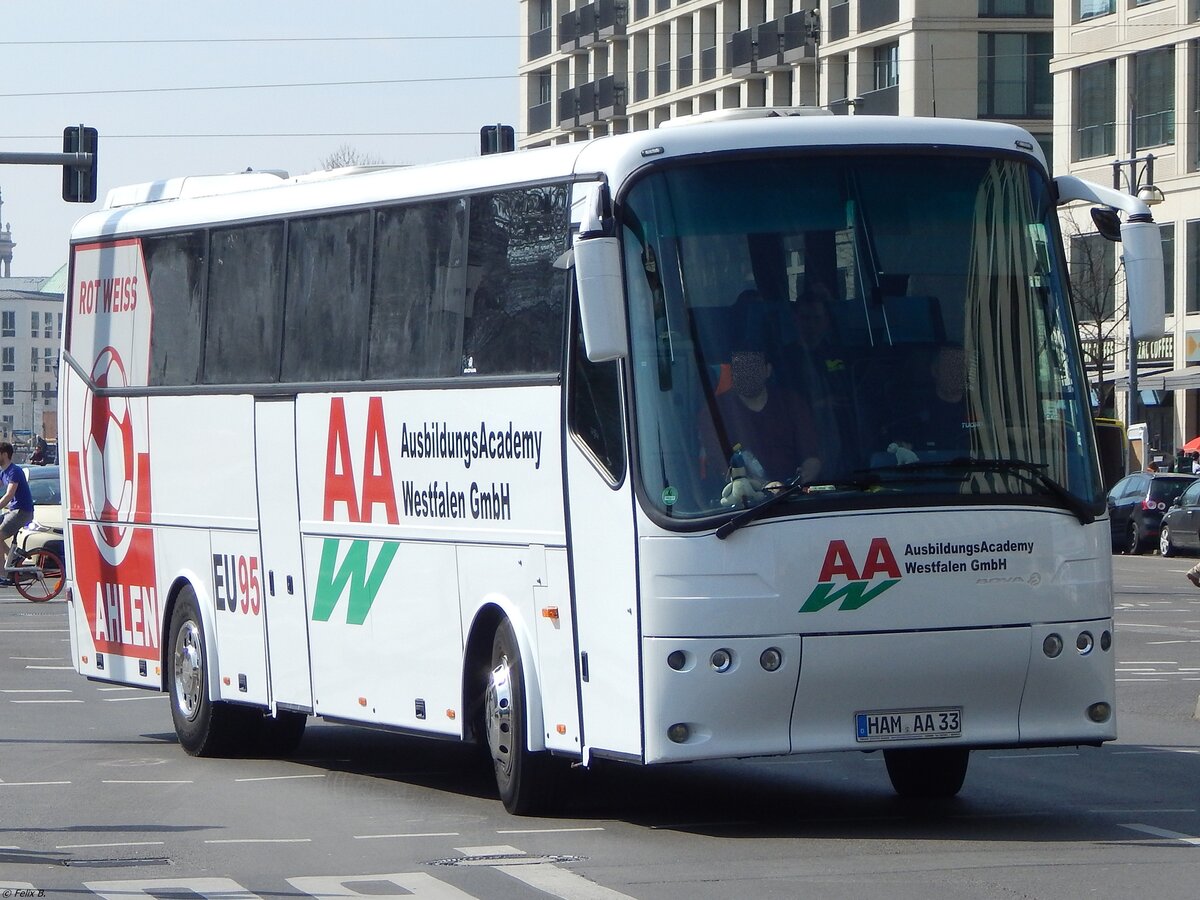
[172,620,203,721]
[486,655,514,779]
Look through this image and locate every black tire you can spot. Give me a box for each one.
[485,619,557,815]
[1126,522,1143,555]
[884,747,970,799]
[258,710,308,757]
[13,548,64,602]
[1160,526,1176,558]
[168,587,246,757]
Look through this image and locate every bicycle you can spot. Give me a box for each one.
[5,546,65,602]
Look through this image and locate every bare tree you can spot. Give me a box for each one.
[1065,216,1126,417]
[318,144,385,171]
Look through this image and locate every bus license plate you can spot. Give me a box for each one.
[855,707,962,743]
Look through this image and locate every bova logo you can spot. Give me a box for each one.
[799,538,901,613]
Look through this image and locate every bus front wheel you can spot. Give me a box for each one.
[485,619,557,815]
[168,587,246,757]
[883,746,969,799]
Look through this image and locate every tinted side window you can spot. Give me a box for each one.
[568,299,625,481]
[1151,478,1192,503]
[283,212,371,382]
[370,201,464,379]
[461,185,568,375]
[204,223,284,384]
[144,232,206,386]
[1182,481,1200,506]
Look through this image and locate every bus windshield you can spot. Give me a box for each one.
[619,151,1101,522]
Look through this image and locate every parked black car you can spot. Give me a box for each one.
[1107,472,1198,554]
[1159,479,1200,556]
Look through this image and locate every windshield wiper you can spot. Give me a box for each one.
[715,476,878,540]
[854,457,1095,525]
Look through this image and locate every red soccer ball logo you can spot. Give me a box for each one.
[80,347,136,548]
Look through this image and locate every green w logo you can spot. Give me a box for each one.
[311,538,398,625]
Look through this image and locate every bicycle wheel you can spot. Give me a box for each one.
[13,548,65,602]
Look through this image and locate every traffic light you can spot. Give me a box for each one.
[62,125,99,203]
[480,124,516,155]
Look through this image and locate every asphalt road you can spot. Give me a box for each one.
[2,556,1199,900]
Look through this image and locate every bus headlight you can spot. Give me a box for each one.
[667,650,687,671]
[1087,702,1112,723]
[1076,632,1094,655]
[1043,634,1063,658]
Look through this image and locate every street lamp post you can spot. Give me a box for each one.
[1112,148,1164,468]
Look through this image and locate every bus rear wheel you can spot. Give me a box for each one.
[485,619,557,815]
[884,747,969,799]
[168,586,248,757]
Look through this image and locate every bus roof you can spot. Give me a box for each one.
[71,114,1045,243]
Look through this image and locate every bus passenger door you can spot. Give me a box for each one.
[254,399,314,711]
[564,321,643,760]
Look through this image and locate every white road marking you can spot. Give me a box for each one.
[1120,823,1200,846]
[101,780,194,785]
[23,664,74,670]
[9,698,84,703]
[204,838,312,844]
[102,695,166,702]
[455,845,638,900]
[234,773,325,782]
[0,688,70,693]
[496,863,637,899]
[0,781,71,786]
[289,873,477,899]
[496,827,606,834]
[353,832,461,840]
[87,877,264,900]
[57,841,166,849]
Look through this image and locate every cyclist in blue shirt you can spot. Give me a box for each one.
[0,442,34,586]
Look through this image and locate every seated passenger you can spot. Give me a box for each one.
[702,346,822,490]
[911,343,974,456]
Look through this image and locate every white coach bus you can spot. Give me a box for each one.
[61,111,1164,814]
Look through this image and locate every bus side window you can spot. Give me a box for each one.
[461,185,569,376]
[568,298,625,482]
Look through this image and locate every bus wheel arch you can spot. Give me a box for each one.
[463,601,547,751]
[485,616,559,815]
[164,580,247,757]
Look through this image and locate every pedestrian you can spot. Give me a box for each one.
[1191,452,1200,475]
[0,441,34,587]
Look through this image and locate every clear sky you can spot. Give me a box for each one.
[1,1,519,277]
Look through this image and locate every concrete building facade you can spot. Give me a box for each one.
[518,0,1052,156]
[1054,0,1200,464]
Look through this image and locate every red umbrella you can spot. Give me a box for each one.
[1183,436,1200,454]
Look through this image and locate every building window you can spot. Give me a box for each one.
[1162,223,1175,317]
[57,313,62,338]
[1186,220,1200,313]
[1072,233,1116,322]
[1078,0,1114,19]
[30,312,38,338]
[43,348,54,373]
[1076,60,1116,160]
[979,0,1051,15]
[873,42,899,91]
[538,0,552,30]
[2,383,13,407]
[979,33,1052,119]
[42,382,51,401]
[42,314,51,339]
[1,348,12,373]
[1135,47,1175,150]
[538,70,552,105]
[30,349,37,373]
[1,312,14,339]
